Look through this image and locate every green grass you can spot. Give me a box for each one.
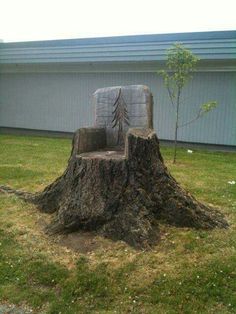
[0,134,236,313]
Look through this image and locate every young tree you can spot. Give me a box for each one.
[159,44,217,163]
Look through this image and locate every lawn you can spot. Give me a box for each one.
[0,134,236,314]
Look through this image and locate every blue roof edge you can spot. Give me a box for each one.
[1,30,236,48]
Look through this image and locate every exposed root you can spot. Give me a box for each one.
[0,185,34,201]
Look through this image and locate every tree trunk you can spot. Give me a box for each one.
[173,89,181,164]
[173,124,178,164]
[26,128,228,249]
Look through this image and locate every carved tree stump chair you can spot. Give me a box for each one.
[31,85,227,248]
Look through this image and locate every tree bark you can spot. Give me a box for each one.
[26,128,228,248]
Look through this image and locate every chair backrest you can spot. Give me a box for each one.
[93,85,153,146]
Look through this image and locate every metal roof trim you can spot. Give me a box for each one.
[1,30,235,65]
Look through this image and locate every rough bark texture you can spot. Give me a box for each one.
[25,127,228,248]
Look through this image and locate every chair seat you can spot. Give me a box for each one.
[78,148,125,160]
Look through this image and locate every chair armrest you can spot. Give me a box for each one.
[71,127,106,157]
[125,128,156,160]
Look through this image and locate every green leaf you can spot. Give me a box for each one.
[201,101,217,113]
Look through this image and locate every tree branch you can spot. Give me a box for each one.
[179,108,203,127]
[167,86,176,109]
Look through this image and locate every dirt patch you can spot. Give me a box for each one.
[0,303,34,314]
[38,217,113,254]
[58,231,112,254]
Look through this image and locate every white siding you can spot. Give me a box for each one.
[0,71,235,146]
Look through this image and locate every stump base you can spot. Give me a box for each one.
[29,128,228,248]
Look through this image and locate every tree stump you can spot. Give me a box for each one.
[0,85,228,248]
[31,127,228,248]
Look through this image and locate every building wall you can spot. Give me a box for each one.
[0,71,235,146]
